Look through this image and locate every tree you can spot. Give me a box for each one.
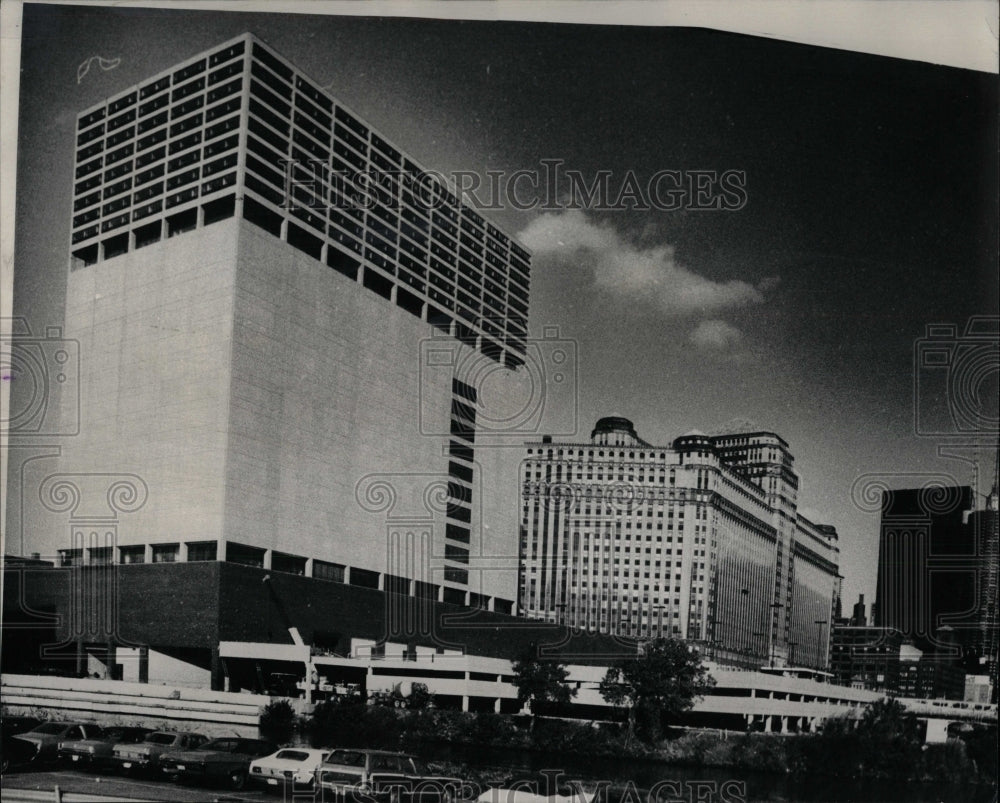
[599,638,714,746]
[259,698,297,744]
[855,697,922,778]
[511,647,577,728]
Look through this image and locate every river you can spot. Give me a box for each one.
[429,742,996,803]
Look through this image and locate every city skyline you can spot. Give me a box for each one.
[5,3,999,613]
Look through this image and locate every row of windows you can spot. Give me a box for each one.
[442,380,477,579]
[58,543,508,603]
[72,95,243,238]
[240,52,529,298]
[245,155,525,336]
[76,39,245,134]
[242,193,527,365]
[73,125,241,240]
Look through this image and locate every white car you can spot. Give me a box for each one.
[249,747,331,790]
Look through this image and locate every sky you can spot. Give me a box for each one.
[5,2,999,611]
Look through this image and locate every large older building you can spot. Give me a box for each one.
[4,33,550,690]
[518,418,841,669]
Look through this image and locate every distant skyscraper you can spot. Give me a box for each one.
[850,593,868,627]
[518,418,841,668]
[967,480,999,695]
[874,483,997,678]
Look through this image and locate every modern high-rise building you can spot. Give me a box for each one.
[518,418,841,669]
[873,483,998,676]
[4,33,559,691]
[967,482,999,698]
[39,32,535,601]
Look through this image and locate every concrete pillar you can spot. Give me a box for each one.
[780,716,788,734]
[461,696,469,712]
[210,647,225,692]
[494,698,501,713]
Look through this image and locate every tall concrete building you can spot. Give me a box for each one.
[50,33,535,602]
[518,418,841,669]
[5,34,554,689]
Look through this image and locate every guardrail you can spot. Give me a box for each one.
[1,674,269,736]
[0,787,146,803]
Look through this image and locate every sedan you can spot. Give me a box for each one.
[58,726,152,770]
[113,730,208,775]
[11,722,104,762]
[250,747,330,791]
[160,737,277,790]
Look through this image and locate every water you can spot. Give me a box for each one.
[426,742,996,803]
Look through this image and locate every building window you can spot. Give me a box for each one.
[272,551,306,575]
[152,543,179,563]
[349,567,380,589]
[314,560,345,583]
[226,542,265,567]
[89,547,112,566]
[119,546,145,564]
[187,541,218,562]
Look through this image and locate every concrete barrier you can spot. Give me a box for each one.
[0,674,270,737]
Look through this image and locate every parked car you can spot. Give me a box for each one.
[11,722,104,762]
[1,734,41,774]
[113,731,209,775]
[249,747,330,791]
[58,726,152,770]
[1,716,41,739]
[159,737,277,790]
[316,749,464,803]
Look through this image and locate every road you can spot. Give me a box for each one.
[2,767,280,802]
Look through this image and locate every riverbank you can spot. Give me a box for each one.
[301,701,998,787]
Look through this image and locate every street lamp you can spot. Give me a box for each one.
[814,620,828,670]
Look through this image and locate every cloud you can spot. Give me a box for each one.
[690,319,744,351]
[519,209,773,315]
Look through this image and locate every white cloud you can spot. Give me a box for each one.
[519,209,773,315]
[689,319,744,351]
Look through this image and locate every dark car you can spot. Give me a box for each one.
[112,730,208,775]
[160,737,277,790]
[316,749,465,803]
[58,726,153,770]
[10,722,104,762]
[1,734,41,774]
[1,716,42,739]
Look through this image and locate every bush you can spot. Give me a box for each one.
[259,699,297,744]
[960,726,999,783]
[307,701,404,749]
[916,740,974,783]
